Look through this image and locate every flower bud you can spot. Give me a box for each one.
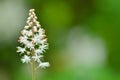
[28,22,33,26]
[24,26,29,29]
[27,17,31,20]
[33,26,37,32]
[27,51,31,55]
[29,9,35,12]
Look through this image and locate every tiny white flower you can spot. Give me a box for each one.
[26,30,33,36]
[38,28,44,34]
[40,39,47,45]
[21,55,31,63]
[32,54,43,63]
[21,29,28,35]
[32,37,39,43]
[39,62,50,69]
[25,41,34,49]
[34,49,43,54]
[39,44,48,52]
[17,47,26,53]
[32,35,42,44]
[19,36,28,44]
[21,30,33,36]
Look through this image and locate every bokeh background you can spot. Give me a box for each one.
[0,0,120,80]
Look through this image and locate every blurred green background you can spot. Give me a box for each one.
[0,0,120,80]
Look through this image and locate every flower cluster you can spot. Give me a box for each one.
[17,9,50,69]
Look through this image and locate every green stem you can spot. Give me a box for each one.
[32,59,35,80]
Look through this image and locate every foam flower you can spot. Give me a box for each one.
[17,9,50,69]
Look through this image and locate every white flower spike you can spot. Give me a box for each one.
[17,9,50,70]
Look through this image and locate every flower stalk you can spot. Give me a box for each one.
[17,9,50,80]
[32,58,35,80]
[31,50,35,80]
